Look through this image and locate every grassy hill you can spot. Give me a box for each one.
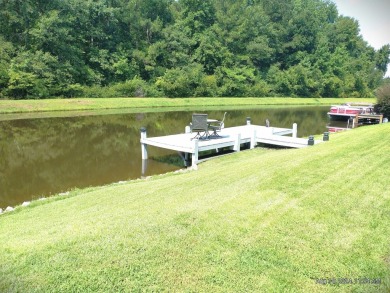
[0,123,389,292]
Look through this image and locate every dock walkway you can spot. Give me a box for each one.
[141,123,322,168]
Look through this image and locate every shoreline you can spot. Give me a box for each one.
[0,97,375,115]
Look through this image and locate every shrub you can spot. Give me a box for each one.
[74,78,162,98]
[374,83,390,118]
[195,75,218,97]
[247,79,272,97]
[112,77,146,97]
[80,85,117,98]
[215,66,256,97]
[156,63,204,97]
[112,77,162,97]
[62,84,84,98]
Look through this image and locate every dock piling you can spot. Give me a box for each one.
[308,135,314,146]
[192,139,199,169]
[140,127,148,160]
[234,133,241,152]
[323,132,329,141]
[141,159,148,178]
[250,128,256,149]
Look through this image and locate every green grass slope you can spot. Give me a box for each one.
[0,123,389,292]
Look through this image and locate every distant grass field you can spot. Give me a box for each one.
[0,123,389,292]
[0,97,375,114]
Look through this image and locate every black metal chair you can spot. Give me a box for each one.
[190,113,208,140]
[208,112,227,138]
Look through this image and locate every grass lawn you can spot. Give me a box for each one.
[0,123,389,292]
[0,97,376,114]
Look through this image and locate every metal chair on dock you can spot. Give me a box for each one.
[208,112,227,138]
[190,114,209,140]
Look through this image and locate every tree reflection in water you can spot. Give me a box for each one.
[0,106,329,208]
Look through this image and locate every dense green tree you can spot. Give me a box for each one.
[0,36,14,94]
[7,50,73,98]
[329,16,361,53]
[192,29,231,74]
[0,0,388,98]
[0,0,37,46]
[375,44,390,74]
[181,0,216,32]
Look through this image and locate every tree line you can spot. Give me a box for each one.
[0,0,389,99]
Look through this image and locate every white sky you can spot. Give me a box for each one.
[332,0,390,76]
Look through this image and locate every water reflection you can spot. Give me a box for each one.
[0,106,329,208]
[326,120,353,132]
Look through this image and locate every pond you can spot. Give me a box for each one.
[0,105,332,209]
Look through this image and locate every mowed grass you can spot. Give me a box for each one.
[0,97,375,114]
[0,123,389,292]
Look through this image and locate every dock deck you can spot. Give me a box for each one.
[141,123,322,167]
[356,114,383,124]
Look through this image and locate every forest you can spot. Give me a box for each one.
[0,0,389,99]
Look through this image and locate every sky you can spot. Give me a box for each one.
[332,0,390,76]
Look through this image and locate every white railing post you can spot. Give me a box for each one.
[292,123,297,138]
[234,133,241,152]
[140,127,148,160]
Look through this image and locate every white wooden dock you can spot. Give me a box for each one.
[140,123,322,168]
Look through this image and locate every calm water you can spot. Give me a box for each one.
[0,106,332,209]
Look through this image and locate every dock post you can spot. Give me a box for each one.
[246,117,251,125]
[178,152,190,167]
[192,139,199,170]
[292,123,297,138]
[184,152,189,166]
[323,132,329,141]
[141,159,148,178]
[234,133,241,152]
[308,135,314,146]
[140,127,148,160]
[250,128,256,149]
